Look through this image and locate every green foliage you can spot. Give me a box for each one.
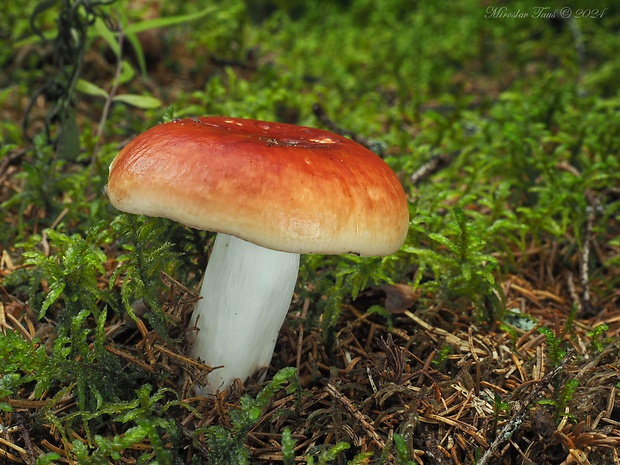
[491,393,511,435]
[538,326,568,368]
[0,374,17,413]
[478,80,620,250]
[282,427,374,464]
[306,442,351,465]
[0,325,169,450]
[22,0,115,159]
[0,133,114,243]
[431,345,454,371]
[1,136,63,238]
[199,367,297,464]
[6,227,111,375]
[556,379,579,419]
[0,88,22,144]
[72,3,230,110]
[0,330,48,385]
[564,304,580,338]
[72,426,160,465]
[393,433,418,465]
[2,222,182,440]
[300,252,402,344]
[19,0,227,156]
[64,384,185,464]
[586,323,610,352]
[281,428,296,465]
[253,0,488,110]
[404,208,504,322]
[348,451,375,464]
[2,0,620,461]
[539,378,580,422]
[109,214,185,341]
[33,452,62,465]
[18,227,107,322]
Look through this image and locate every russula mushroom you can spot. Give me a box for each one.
[106,116,409,395]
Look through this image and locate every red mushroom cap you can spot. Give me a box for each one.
[107,116,409,256]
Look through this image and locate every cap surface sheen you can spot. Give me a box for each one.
[107,116,409,256]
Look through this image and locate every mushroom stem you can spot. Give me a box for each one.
[188,233,300,395]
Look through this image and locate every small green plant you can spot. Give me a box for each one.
[432,344,454,371]
[1,136,61,237]
[70,423,170,465]
[282,427,374,464]
[306,443,351,465]
[586,323,609,353]
[393,433,418,465]
[18,227,108,325]
[33,452,63,465]
[564,304,580,337]
[198,367,297,464]
[109,214,185,340]
[0,373,19,413]
[538,326,567,368]
[20,0,224,159]
[300,252,402,345]
[62,384,186,464]
[539,378,579,422]
[491,393,511,436]
[281,428,296,465]
[556,379,579,420]
[0,330,49,396]
[2,222,184,441]
[405,207,504,322]
[536,326,578,422]
[499,323,520,352]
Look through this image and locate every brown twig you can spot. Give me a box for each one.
[565,271,582,315]
[312,103,380,153]
[477,352,573,465]
[15,412,35,463]
[409,151,456,186]
[325,382,385,448]
[580,192,599,316]
[556,161,601,316]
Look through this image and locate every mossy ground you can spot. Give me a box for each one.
[1,1,620,464]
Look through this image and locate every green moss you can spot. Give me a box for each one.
[2,0,620,461]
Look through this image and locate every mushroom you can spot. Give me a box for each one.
[106,116,409,395]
